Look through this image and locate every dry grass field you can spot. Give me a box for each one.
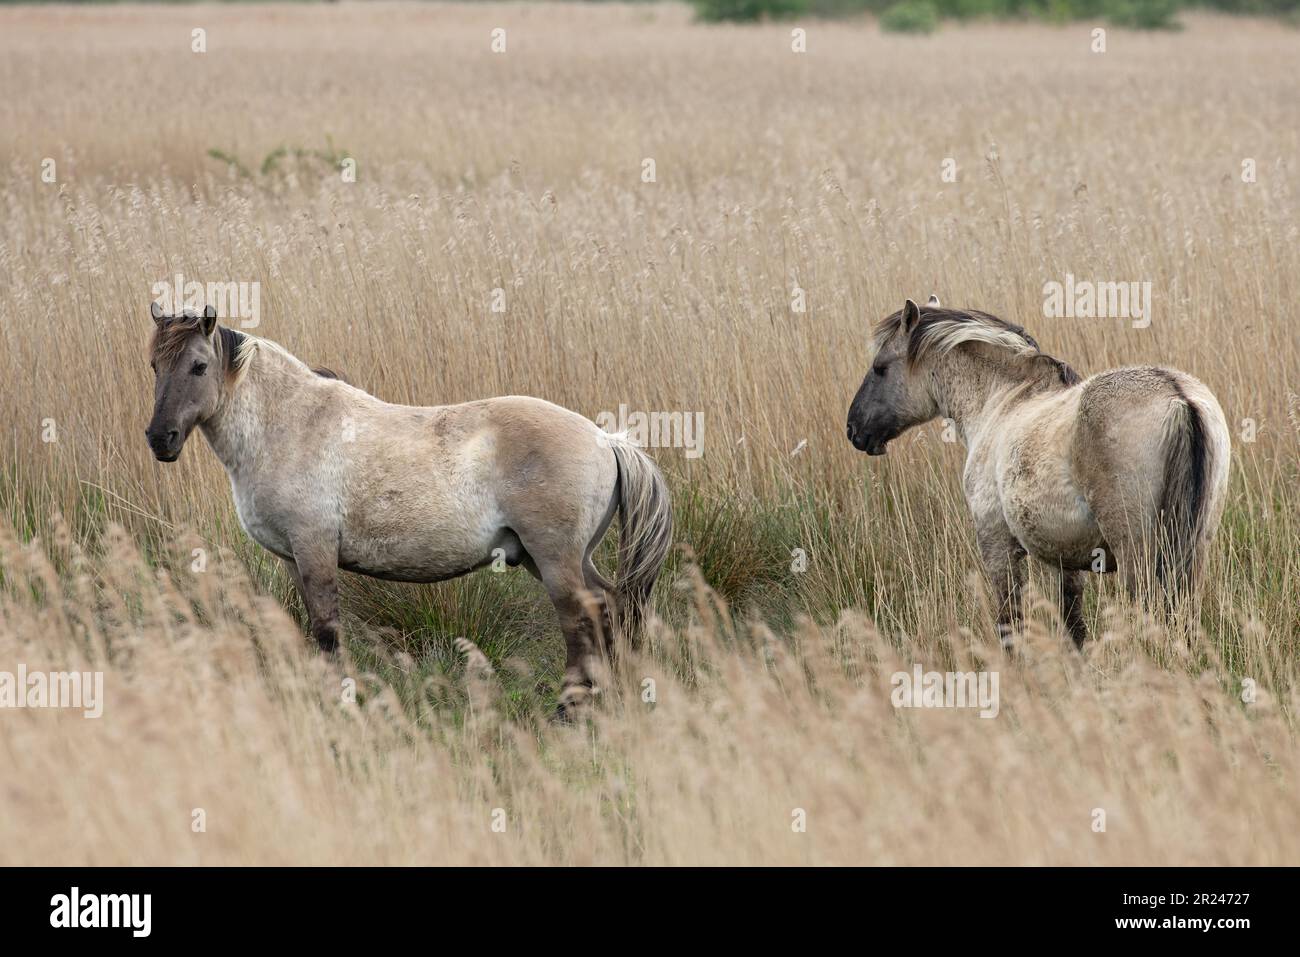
[1,2,1298,865]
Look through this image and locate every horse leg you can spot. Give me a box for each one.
[583,559,618,660]
[280,556,307,613]
[977,525,1026,650]
[1057,569,1089,649]
[534,559,608,718]
[289,545,342,654]
[529,550,616,661]
[577,488,619,658]
[1091,509,1156,604]
[521,551,612,659]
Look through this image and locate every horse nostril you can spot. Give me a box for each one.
[146,427,180,452]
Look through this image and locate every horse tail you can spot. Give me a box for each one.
[1156,377,1229,597]
[607,437,673,638]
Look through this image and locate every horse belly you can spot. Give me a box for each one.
[1002,470,1103,570]
[338,486,504,583]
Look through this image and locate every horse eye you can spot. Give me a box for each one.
[872,361,888,377]
[191,362,208,376]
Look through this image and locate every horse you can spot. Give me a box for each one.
[846,296,1231,648]
[144,304,673,713]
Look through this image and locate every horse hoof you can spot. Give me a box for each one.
[554,684,597,722]
[313,623,342,656]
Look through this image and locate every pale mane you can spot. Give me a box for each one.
[228,332,260,386]
[910,314,1040,364]
[236,332,355,389]
[872,307,1040,362]
[872,306,1081,385]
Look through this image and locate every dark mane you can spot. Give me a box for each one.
[311,366,349,383]
[874,305,1081,386]
[149,315,248,378]
[218,326,248,374]
[150,315,348,384]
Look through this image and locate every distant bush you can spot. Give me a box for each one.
[804,0,893,12]
[692,0,1299,25]
[1195,0,1299,11]
[689,0,809,20]
[879,0,942,29]
[1105,0,1183,26]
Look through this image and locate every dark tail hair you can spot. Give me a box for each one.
[1156,391,1210,597]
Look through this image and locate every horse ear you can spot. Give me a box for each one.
[926,294,940,307]
[201,304,217,337]
[902,299,921,331]
[151,301,166,325]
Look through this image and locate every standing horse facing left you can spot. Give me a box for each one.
[847,296,1231,648]
[144,305,673,713]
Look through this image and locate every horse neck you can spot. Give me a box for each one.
[199,340,312,476]
[927,349,1034,444]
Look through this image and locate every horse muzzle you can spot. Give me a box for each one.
[847,423,889,456]
[146,427,183,462]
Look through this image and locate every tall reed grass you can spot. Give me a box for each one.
[0,4,1296,863]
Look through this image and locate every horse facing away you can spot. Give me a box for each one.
[846,296,1231,648]
[144,304,673,713]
